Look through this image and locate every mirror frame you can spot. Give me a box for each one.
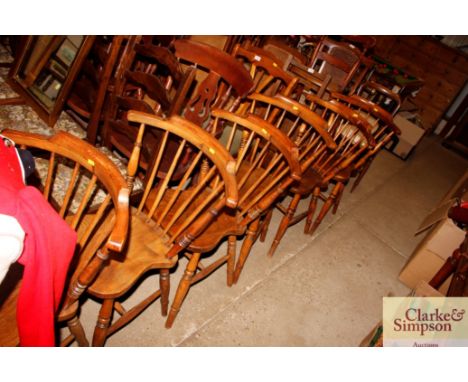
[6,36,96,127]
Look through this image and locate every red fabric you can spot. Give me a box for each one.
[1,139,76,346]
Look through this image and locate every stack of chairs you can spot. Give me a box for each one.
[0,36,402,346]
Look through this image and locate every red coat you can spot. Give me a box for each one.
[1,137,76,346]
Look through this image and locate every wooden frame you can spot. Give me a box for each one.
[5,36,95,127]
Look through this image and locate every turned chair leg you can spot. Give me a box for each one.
[308,183,343,236]
[92,298,114,347]
[67,316,89,347]
[259,209,273,243]
[165,252,201,329]
[160,269,170,317]
[233,218,261,284]
[304,186,321,234]
[267,193,301,258]
[332,182,345,215]
[227,235,237,287]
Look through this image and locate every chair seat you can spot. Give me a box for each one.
[87,209,177,299]
[291,167,325,195]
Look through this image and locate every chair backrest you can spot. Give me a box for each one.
[1,129,129,314]
[304,93,375,176]
[286,58,332,99]
[232,43,298,98]
[246,93,338,181]
[330,92,401,167]
[262,39,308,68]
[67,36,125,143]
[308,37,361,93]
[209,109,302,224]
[103,36,196,172]
[354,81,402,116]
[126,111,239,257]
[173,39,254,127]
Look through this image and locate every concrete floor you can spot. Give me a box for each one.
[74,136,467,346]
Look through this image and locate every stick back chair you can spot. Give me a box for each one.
[330,92,401,193]
[241,93,339,257]
[0,129,129,347]
[207,108,302,284]
[354,81,402,116]
[98,108,300,333]
[139,109,302,318]
[302,94,376,236]
[71,111,241,342]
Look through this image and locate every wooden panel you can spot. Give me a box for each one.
[397,35,425,49]
[424,76,461,99]
[452,54,468,73]
[373,36,397,58]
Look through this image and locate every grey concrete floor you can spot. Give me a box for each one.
[74,136,467,346]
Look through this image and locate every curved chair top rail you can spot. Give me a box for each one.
[330,92,401,135]
[126,110,239,208]
[247,92,337,150]
[305,93,376,148]
[2,129,130,252]
[232,44,298,90]
[211,108,302,181]
[173,39,254,98]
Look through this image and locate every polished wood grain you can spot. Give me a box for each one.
[232,43,298,98]
[173,39,254,126]
[330,92,400,193]
[75,111,242,338]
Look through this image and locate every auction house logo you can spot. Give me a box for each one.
[383,297,468,346]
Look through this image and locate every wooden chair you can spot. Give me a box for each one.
[329,92,401,193]
[231,43,298,99]
[206,108,302,284]
[74,111,241,341]
[131,109,301,320]
[0,129,129,347]
[262,38,308,69]
[354,81,402,116]
[307,37,361,94]
[240,93,339,258]
[286,58,332,99]
[103,36,196,177]
[301,94,375,236]
[67,36,126,143]
[172,39,254,127]
[83,107,299,336]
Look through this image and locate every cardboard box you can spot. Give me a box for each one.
[412,280,444,297]
[387,114,426,160]
[398,175,468,294]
